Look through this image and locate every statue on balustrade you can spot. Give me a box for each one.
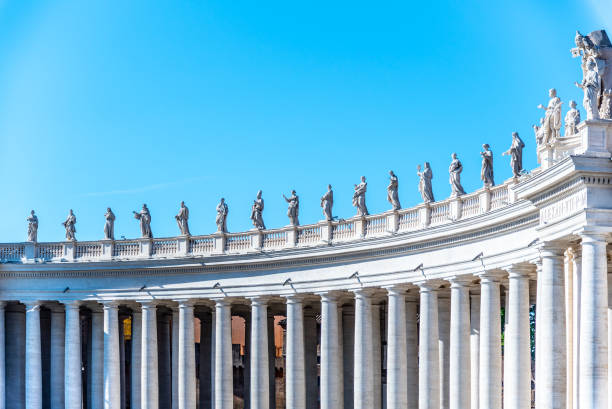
[448,153,466,198]
[532,118,545,146]
[250,190,266,230]
[575,58,601,120]
[536,89,563,144]
[216,198,228,233]
[480,144,495,187]
[387,170,401,210]
[133,204,153,238]
[502,132,525,179]
[175,201,190,236]
[417,163,434,203]
[572,30,612,119]
[283,190,300,226]
[27,210,38,242]
[62,209,76,241]
[104,208,115,240]
[321,184,333,221]
[352,176,369,216]
[564,100,581,137]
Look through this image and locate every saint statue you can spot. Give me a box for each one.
[417,163,434,203]
[480,144,495,187]
[283,190,300,226]
[133,204,153,238]
[175,201,190,235]
[27,210,38,242]
[448,153,466,198]
[62,209,76,241]
[387,170,401,210]
[104,208,115,240]
[352,176,368,216]
[575,59,601,120]
[502,132,525,179]
[321,184,333,221]
[536,88,563,144]
[564,100,581,137]
[250,190,265,230]
[532,118,545,146]
[216,198,228,233]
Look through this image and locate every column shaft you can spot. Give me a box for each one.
[419,284,440,409]
[354,290,374,409]
[172,308,179,409]
[104,303,121,409]
[250,298,270,409]
[199,312,213,409]
[215,300,233,409]
[438,295,451,409]
[286,296,305,409]
[342,306,355,409]
[320,293,341,409]
[479,275,502,409]
[158,312,172,409]
[25,302,42,409]
[142,303,159,409]
[50,307,65,409]
[386,288,408,409]
[130,311,142,409]
[470,294,480,409]
[406,298,419,409]
[303,308,319,409]
[449,280,471,409]
[372,304,381,409]
[65,302,82,409]
[178,302,196,409]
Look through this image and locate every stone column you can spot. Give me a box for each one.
[130,309,142,409]
[353,289,374,409]
[243,313,251,409]
[320,292,341,409]
[158,311,172,409]
[6,305,25,409]
[470,292,480,409]
[479,273,502,409]
[419,282,440,409]
[49,305,65,409]
[172,307,179,409]
[536,243,566,409]
[178,301,196,409]
[386,286,407,409]
[286,295,306,409]
[267,312,276,409]
[578,232,608,409]
[199,311,213,409]
[104,302,121,409]
[438,293,451,409]
[303,307,319,409]
[372,303,381,409]
[572,248,581,409]
[25,301,42,409]
[249,297,270,409]
[449,278,472,409]
[141,302,159,409]
[64,301,82,409]
[342,305,355,409]
[336,305,344,409]
[504,266,532,409]
[214,299,233,409]
[406,295,419,409]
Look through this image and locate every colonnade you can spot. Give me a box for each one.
[0,234,610,409]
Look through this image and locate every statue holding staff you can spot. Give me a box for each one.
[175,201,190,235]
[321,184,333,221]
[250,190,265,230]
[216,198,228,233]
[417,163,434,203]
[352,176,368,216]
[448,153,466,198]
[502,132,525,179]
[133,204,153,238]
[104,208,115,240]
[536,88,563,144]
[62,209,76,241]
[283,190,300,226]
[27,210,38,242]
[480,144,495,187]
[387,170,401,210]
[575,59,601,120]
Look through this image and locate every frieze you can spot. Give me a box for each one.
[540,189,587,225]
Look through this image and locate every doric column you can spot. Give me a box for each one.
[470,292,480,409]
[342,305,355,409]
[386,286,407,409]
[479,272,502,409]
[64,301,82,409]
[372,303,381,409]
[104,302,121,409]
[303,307,319,409]
[178,301,196,409]
[536,243,566,409]
[0,302,4,409]
[130,308,142,409]
[406,295,419,409]
[449,277,472,409]
[6,304,25,409]
[158,311,172,409]
[214,299,233,409]
[49,305,65,409]
[419,282,441,409]
[267,311,276,409]
[172,307,179,409]
[91,306,104,409]
[25,301,42,409]
[141,302,159,409]
[571,248,581,409]
[243,313,251,409]
[438,293,451,409]
[320,292,341,409]
[578,232,608,409]
[249,297,270,409]
[353,289,374,409]
[337,305,344,409]
[198,311,213,409]
[286,295,306,409]
[504,265,532,409]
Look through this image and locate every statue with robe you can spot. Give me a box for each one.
[250,190,265,230]
[480,144,495,187]
[387,170,401,210]
[175,201,190,235]
[321,185,333,221]
[27,210,38,242]
[216,198,228,233]
[536,89,563,144]
[417,163,434,203]
[502,132,525,179]
[532,118,545,146]
[448,153,466,197]
[62,209,76,241]
[352,176,368,216]
[104,208,115,240]
[283,190,300,226]
[575,58,601,120]
[133,204,153,238]
[564,100,581,137]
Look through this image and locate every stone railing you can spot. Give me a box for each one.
[0,179,520,262]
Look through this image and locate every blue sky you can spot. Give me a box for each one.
[0,1,609,242]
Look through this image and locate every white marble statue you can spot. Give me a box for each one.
[321,184,333,221]
[575,59,601,120]
[216,198,228,233]
[133,204,153,238]
[448,153,466,198]
[62,210,76,241]
[27,210,38,242]
[104,208,115,240]
[536,89,563,144]
[250,190,265,230]
[532,118,545,146]
[502,132,525,179]
[564,100,581,137]
[387,170,401,210]
[480,144,494,187]
[283,190,300,226]
[352,176,369,216]
[417,163,434,203]
[175,201,190,235]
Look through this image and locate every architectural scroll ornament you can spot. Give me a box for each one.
[321,185,333,221]
[387,170,401,210]
[27,210,38,242]
[175,201,190,236]
[104,208,115,240]
[250,190,265,230]
[133,204,153,238]
[283,190,300,226]
[353,176,368,216]
[62,210,76,241]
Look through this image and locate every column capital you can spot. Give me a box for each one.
[22,300,42,309]
[351,287,378,298]
[477,270,506,283]
[284,294,306,304]
[175,299,197,308]
[506,263,536,279]
[416,279,444,291]
[384,285,409,296]
[317,291,343,302]
[213,298,232,307]
[576,228,610,243]
[537,240,569,257]
[249,296,271,306]
[101,300,121,309]
[448,275,475,287]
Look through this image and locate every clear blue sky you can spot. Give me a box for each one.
[0,1,609,242]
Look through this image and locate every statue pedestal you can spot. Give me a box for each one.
[578,119,612,158]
